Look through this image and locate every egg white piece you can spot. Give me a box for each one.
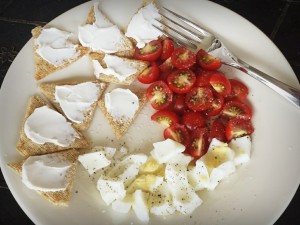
[111,195,132,214]
[132,190,150,222]
[97,178,126,205]
[187,160,210,191]
[228,135,251,166]
[150,139,185,164]
[208,161,235,190]
[78,151,112,175]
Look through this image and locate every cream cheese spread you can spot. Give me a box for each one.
[24,106,79,147]
[125,3,163,48]
[55,82,101,123]
[22,154,72,192]
[35,27,79,67]
[92,54,138,81]
[78,2,130,53]
[104,88,139,121]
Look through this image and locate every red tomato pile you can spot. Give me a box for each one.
[135,38,254,159]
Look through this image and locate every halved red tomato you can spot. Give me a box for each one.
[196,49,222,70]
[221,100,252,120]
[205,92,224,116]
[164,123,191,147]
[159,57,174,73]
[134,40,162,61]
[170,94,188,115]
[186,127,209,158]
[167,69,196,94]
[225,118,254,141]
[182,111,206,131]
[146,81,173,110]
[209,119,226,142]
[209,72,231,96]
[151,110,179,127]
[185,87,214,111]
[161,38,175,61]
[227,79,249,101]
[137,62,160,84]
[195,70,214,87]
[171,47,196,69]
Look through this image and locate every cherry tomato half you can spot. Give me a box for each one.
[209,119,226,142]
[225,118,254,141]
[159,57,175,73]
[205,92,225,116]
[221,100,252,120]
[186,127,209,159]
[196,49,222,70]
[151,110,179,127]
[135,40,162,61]
[227,79,249,101]
[137,62,160,84]
[171,47,196,69]
[146,81,173,110]
[164,123,191,148]
[182,111,206,131]
[209,72,231,96]
[161,38,175,61]
[195,70,214,87]
[170,94,188,115]
[185,87,214,111]
[167,69,196,94]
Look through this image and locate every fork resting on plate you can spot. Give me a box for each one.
[153,7,300,109]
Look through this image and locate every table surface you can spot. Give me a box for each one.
[0,0,299,225]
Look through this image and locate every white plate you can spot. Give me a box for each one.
[0,1,299,225]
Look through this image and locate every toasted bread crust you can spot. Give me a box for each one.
[16,95,89,157]
[8,149,79,206]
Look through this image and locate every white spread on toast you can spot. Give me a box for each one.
[92,54,139,81]
[125,2,163,48]
[55,82,102,123]
[22,154,72,192]
[78,2,130,53]
[35,27,79,67]
[104,88,139,121]
[24,106,79,147]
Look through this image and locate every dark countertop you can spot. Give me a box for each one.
[0,0,299,225]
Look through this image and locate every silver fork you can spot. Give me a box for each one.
[153,7,300,109]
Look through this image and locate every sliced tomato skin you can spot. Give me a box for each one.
[225,118,254,141]
[186,127,209,159]
[182,111,206,131]
[195,70,214,87]
[137,62,160,84]
[227,79,249,101]
[185,86,214,111]
[170,94,188,115]
[209,119,226,142]
[171,47,196,69]
[151,110,179,127]
[146,81,173,110]
[159,57,174,73]
[209,72,231,96]
[205,92,225,117]
[164,123,191,148]
[167,69,196,94]
[161,38,175,61]
[135,40,163,61]
[196,49,222,70]
[221,100,252,120]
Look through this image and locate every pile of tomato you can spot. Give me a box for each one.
[134,38,254,159]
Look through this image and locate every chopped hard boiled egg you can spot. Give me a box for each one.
[78,151,112,175]
[132,190,150,222]
[127,174,163,194]
[111,195,132,214]
[229,135,251,166]
[97,178,126,205]
[187,160,210,191]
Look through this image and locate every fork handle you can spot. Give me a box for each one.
[225,59,300,109]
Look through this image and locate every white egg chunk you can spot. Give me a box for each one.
[228,135,251,166]
[132,190,150,222]
[165,160,202,214]
[201,138,236,190]
[187,160,210,191]
[113,146,129,161]
[97,178,126,205]
[150,139,185,164]
[127,174,163,194]
[148,181,175,216]
[78,151,112,175]
[111,195,132,214]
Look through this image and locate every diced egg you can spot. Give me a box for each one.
[150,139,185,164]
[229,135,251,166]
[139,156,165,176]
[187,160,210,191]
[111,195,132,214]
[132,190,150,222]
[78,151,112,175]
[127,174,163,194]
[97,178,126,205]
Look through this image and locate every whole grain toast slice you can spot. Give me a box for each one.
[98,88,147,139]
[32,26,88,80]
[16,95,89,157]
[89,52,149,85]
[83,3,134,58]
[39,80,107,131]
[8,149,79,206]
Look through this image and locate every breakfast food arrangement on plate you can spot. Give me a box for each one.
[7,1,255,223]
